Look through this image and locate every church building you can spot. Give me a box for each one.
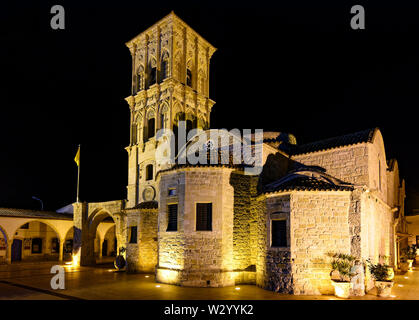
[0,12,406,296]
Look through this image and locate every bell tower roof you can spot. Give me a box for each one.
[125,11,216,55]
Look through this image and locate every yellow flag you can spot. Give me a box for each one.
[74,146,80,166]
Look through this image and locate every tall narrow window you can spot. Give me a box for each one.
[167,204,178,231]
[146,164,153,181]
[186,68,192,87]
[186,119,193,138]
[271,220,287,247]
[129,226,137,244]
[196,203,212,231]
[147,118,155,139]
[161,60,168,81]
[150,67,157,85]
[160,113,165,129]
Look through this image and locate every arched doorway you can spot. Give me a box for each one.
[98,225,116,263]
[0,225,8,264]
[11,221,61,263]
[88,210,117,266]
[63,227,74,262]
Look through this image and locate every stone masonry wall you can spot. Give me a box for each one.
[126,211,140,272]
[262,195,293,293]
[157,167,235,287]
[291,144,369,186]
[290,192,352,295]
[230,173,251,271]
[361,192,394,290]
[157,171,186,283]
[255,194,267,288]
[125,208,158,273]
[230,173,259,284]
[138,209,158,272]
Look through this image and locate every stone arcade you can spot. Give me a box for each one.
[0,12,405,296]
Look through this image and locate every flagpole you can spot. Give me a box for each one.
[76,144,80,203]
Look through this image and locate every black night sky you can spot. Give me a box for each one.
[1,1,419,212]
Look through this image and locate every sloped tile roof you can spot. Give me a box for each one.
[264,176,354,193]
[130,201,159,209]
[264,168,354,193]
[0,208,73,220]
[291,128,378,156]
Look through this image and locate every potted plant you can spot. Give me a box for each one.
[367,259,394,297]
[380,255,394,280]
[329,253,355,298]
[400,256,410,272]
[402,245,417,271]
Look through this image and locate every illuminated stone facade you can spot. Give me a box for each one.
[69,13,406,296]
[124,11,216,209]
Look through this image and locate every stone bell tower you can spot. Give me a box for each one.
[125,12,217,208]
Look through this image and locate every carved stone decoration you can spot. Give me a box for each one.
[124,12,217,210]
[160,102,169,114]
[143,186,156,201]
[146,109,156,119]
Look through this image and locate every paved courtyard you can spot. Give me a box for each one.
[0,261,418,300]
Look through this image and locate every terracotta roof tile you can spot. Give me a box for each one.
[0,208,73,220]
[291,128,377,156]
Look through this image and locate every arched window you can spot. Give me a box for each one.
[149,67,156,85]
[146,164,153,181]
[160,104,169,130]
[161,60,168,80]
[159,52,169,83]
[186,68,192,87]
[147,60,157,88]
[147,118,155,139]
[144,110,155,141]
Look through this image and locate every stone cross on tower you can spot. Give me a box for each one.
[124,12,217,208]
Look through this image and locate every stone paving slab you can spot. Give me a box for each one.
[0,262,417,300]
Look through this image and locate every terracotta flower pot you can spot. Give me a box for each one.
[375,281,393,297]
[331,281,353,299]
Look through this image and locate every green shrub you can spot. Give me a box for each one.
[402,245,417,260]
[328,252,356,282]
[366,259,391,282]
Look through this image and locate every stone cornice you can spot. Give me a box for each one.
[125,11,216,54]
